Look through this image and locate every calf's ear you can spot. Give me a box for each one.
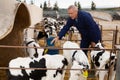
[101,44,105,48]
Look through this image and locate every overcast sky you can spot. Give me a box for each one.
[25,0,120,8]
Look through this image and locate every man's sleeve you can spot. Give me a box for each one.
[84,13,101,43]
[58,18,73,39]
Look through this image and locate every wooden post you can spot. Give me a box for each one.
[115,45,120,80]
[100,25,103,42]
[114,26,118,44]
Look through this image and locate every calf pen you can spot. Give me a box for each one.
[0,25,120,80]
[0,45,119,80]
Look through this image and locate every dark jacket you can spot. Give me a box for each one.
[58,10,101,43]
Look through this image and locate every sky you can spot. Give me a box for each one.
[25,0,120,8]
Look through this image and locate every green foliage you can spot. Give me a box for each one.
[74,1,77,7]
[43,1,48,10]
[53,1,59,11]
[40,4,42,8]
[30,0,34,5]
[16,0,21,2]
[74,1,81,10]
[78,1,81,10]
[91,1,96,10]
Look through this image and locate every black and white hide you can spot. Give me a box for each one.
[43,17,59,37]
[69,60,89,80]
[90,42,116,80]
[33,28,48,41]
[8,54,68,80]
[25,38,44,58]
[36,30,48,40]
[63,41,90,80]
[44,25,57,37]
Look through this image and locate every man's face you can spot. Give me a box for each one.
[68,9,78,19]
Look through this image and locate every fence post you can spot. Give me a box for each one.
[115,45,120,80]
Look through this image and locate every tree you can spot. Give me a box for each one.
[40,4,42,8]
[91,1,96,10]
[24,0,26,3]
[30,0,34,5]
[74,1,82,10]
[77,1,81,10]
[53,1,59,11]
[74,1,77,7]
[16,0,21,2]
[43,1,48,10]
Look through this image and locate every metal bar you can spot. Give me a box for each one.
[107,50,112,80]
[0,45,118,50]
[115,45,120,80]
[0,67,109,71]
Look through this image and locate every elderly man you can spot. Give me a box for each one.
[51,5,101,56]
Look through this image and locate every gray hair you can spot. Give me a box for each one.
[68,5,78,11]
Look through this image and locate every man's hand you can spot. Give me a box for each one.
[91,42,96,48]
[51,36,59,44]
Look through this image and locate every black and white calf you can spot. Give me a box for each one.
[63,41,90,67]
[36,30,48,40]
[90,42,116,80]
[8,54,68,80]
[63,41,90,80]
[25,38,44,58]
[43,17,58,37]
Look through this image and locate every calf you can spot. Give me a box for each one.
[63,41,90,80]
[90,42,116,80]
[8,54,68,80]
[25,38,44,58]
[63,41,90,67]
[36,30,48,40]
